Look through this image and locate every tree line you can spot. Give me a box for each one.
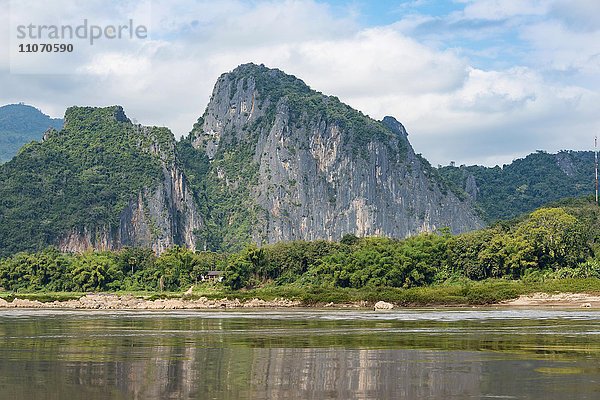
[1,201,600,293]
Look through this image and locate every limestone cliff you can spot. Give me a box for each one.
[186,64,483,249]
[58,164,202,254]
[0,105,202,256]
[56,108,203,254]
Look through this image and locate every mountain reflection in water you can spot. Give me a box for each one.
[0,309,598,400]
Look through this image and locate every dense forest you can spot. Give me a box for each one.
[0,106,171,257]
[1,197,599,294]
[438,150,595,222]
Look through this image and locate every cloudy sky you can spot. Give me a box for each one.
[1,0,599,166]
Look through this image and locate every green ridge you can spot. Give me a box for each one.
[0,103,63,163]
[0,106,171,257]
[438,150,595,222]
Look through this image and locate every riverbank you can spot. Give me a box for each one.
[0,292,599,310]
[502,292,600,307]
[0,293,303,310]
[1,278,600,309]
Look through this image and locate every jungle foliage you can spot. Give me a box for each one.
[2,199,599,294]
[0,106,171,257]
[0,103,63,163]
[438,150,595,222]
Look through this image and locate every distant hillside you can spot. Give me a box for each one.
[0,103,64,162]
[438,150,595,222]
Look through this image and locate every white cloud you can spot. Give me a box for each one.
[404,67,599,165]
[521,21,600,77]
[549,0,600,31]
[208,26,468,97]
[1,0,599,167]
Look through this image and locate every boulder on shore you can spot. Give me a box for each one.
[374,301,394,310]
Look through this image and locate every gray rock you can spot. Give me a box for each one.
[58,121,202,254]
[191,64,483,246]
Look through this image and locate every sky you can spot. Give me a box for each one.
[0,0,599,167]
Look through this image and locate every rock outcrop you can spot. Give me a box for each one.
[57,164,202,254]
[374,301,394,310]
[187,63,483,248]
[56,108,203,254]
[0,105,203,256]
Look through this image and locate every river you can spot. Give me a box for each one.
[0,308,598,399]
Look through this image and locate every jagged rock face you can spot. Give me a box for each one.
[60,165,202,254]
[464,174,479,201]
[0,105,203,256]
[58,110,203,254]
[191,64,483,246]
[118,166,202,253]
[555,152,577,177]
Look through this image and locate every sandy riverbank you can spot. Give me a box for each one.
[501,292,600,307]
[0,293,303,310]
[1,292,599,310]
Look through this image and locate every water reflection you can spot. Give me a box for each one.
[0,309,599,400]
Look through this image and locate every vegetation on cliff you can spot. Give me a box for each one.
[228,64,398,150]
[1,198,599,304]
[438,150,595,222]
[0,106,170,257]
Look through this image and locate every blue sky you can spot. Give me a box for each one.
[1,0,599,166]
[324,0,465,25]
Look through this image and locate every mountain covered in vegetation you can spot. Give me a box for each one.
[180,63,483,250]
[0,103,64,163]
[2,197,598,295]
[0,64,483,256]
[438,151,595,222]
[0,106,202,257]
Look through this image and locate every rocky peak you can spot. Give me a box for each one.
[183,63,483,249]
[381,116,408,139]
[464,174,479,200]
[193,63,396,160]
[63,105,131,131]
[222,63,310,95]
[191,63,315,157]
[113,106,130,123]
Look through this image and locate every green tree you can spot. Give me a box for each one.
[70,252,122,291]
[223,254,252,290]
[154,246,200,291]
[515,208,586,270]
